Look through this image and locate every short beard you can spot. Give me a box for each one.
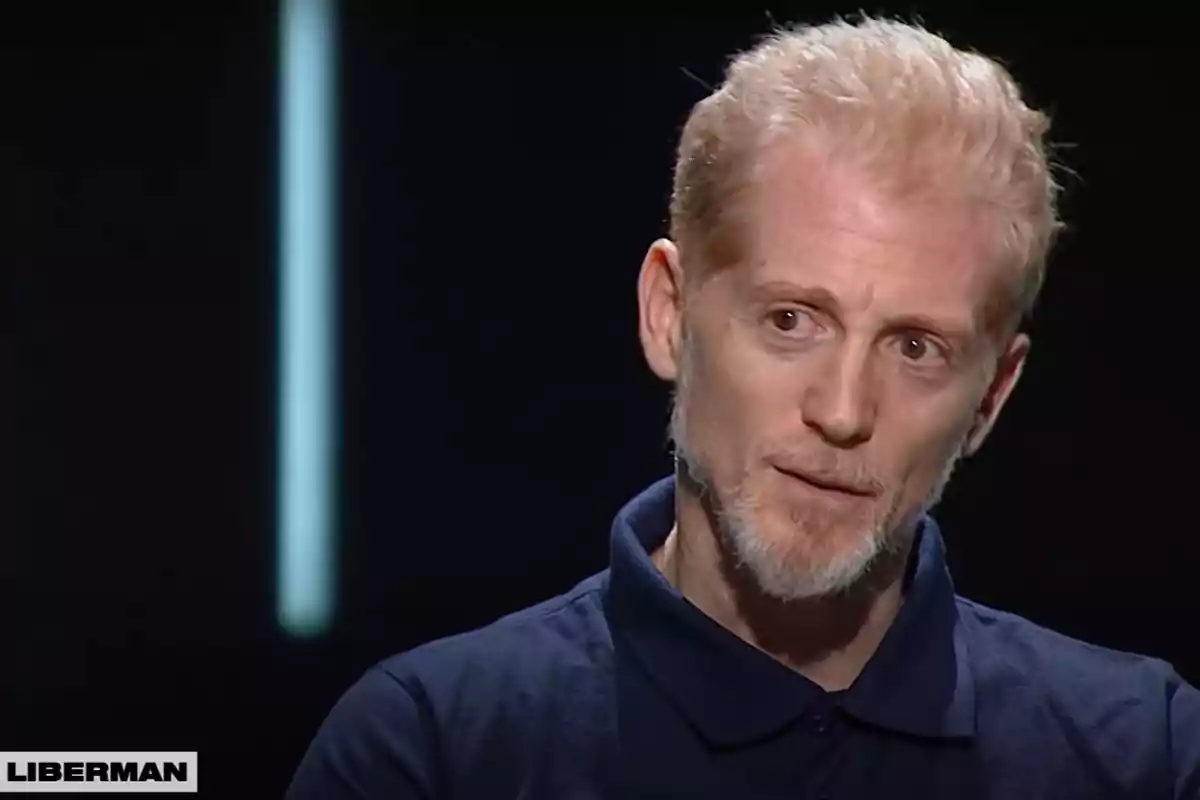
[668,364,969,603]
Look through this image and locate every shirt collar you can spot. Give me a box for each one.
[603,476,976,747]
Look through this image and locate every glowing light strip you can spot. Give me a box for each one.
[278,0,338,637]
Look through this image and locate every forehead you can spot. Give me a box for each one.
[739,144,1006,330]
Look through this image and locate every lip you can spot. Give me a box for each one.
[774,465,876,498]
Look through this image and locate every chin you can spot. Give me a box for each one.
[718,490,894,601]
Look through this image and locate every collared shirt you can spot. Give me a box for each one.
[287,477,1200,799]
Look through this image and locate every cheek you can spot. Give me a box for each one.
[887,399,977,486]
[684,341,780,459]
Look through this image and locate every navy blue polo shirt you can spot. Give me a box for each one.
[288,477,1200,799]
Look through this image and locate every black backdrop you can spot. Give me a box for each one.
[10,5,1199,797]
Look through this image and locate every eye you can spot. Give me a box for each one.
[767,307,817,336]
[895,333,947,366]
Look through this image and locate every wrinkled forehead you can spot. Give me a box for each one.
[737,144,1013,333]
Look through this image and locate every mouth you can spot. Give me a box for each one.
[774,465,876,498]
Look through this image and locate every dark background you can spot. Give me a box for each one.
[10,4,1199,797]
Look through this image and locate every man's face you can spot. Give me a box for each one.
[644,146,1028,600]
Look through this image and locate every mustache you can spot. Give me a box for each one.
[768,452,886,496]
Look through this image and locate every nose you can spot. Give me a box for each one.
[800,343,878,448]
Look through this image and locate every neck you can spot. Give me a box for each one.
[652,473,916,692]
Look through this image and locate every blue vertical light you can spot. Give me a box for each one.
[278,0,338,637]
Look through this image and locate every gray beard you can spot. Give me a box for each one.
[669,384,968,602]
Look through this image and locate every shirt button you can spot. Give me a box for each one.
[812,714,829,734]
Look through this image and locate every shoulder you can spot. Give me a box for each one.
[382,570,613,749]
[287,573,613,799]
[956,595,1181,698]
[956,596,1200,795]
[381,570,611,699]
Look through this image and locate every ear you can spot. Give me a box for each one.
[637,238,686,382]
[963,333,1031,456]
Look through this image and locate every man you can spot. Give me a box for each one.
[288,17,1200,799]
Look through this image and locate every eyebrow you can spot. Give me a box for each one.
[747,280,840,310]
[746,280,980,343]
[886,313,977,346]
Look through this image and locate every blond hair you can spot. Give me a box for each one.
[669,16,1064,328]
